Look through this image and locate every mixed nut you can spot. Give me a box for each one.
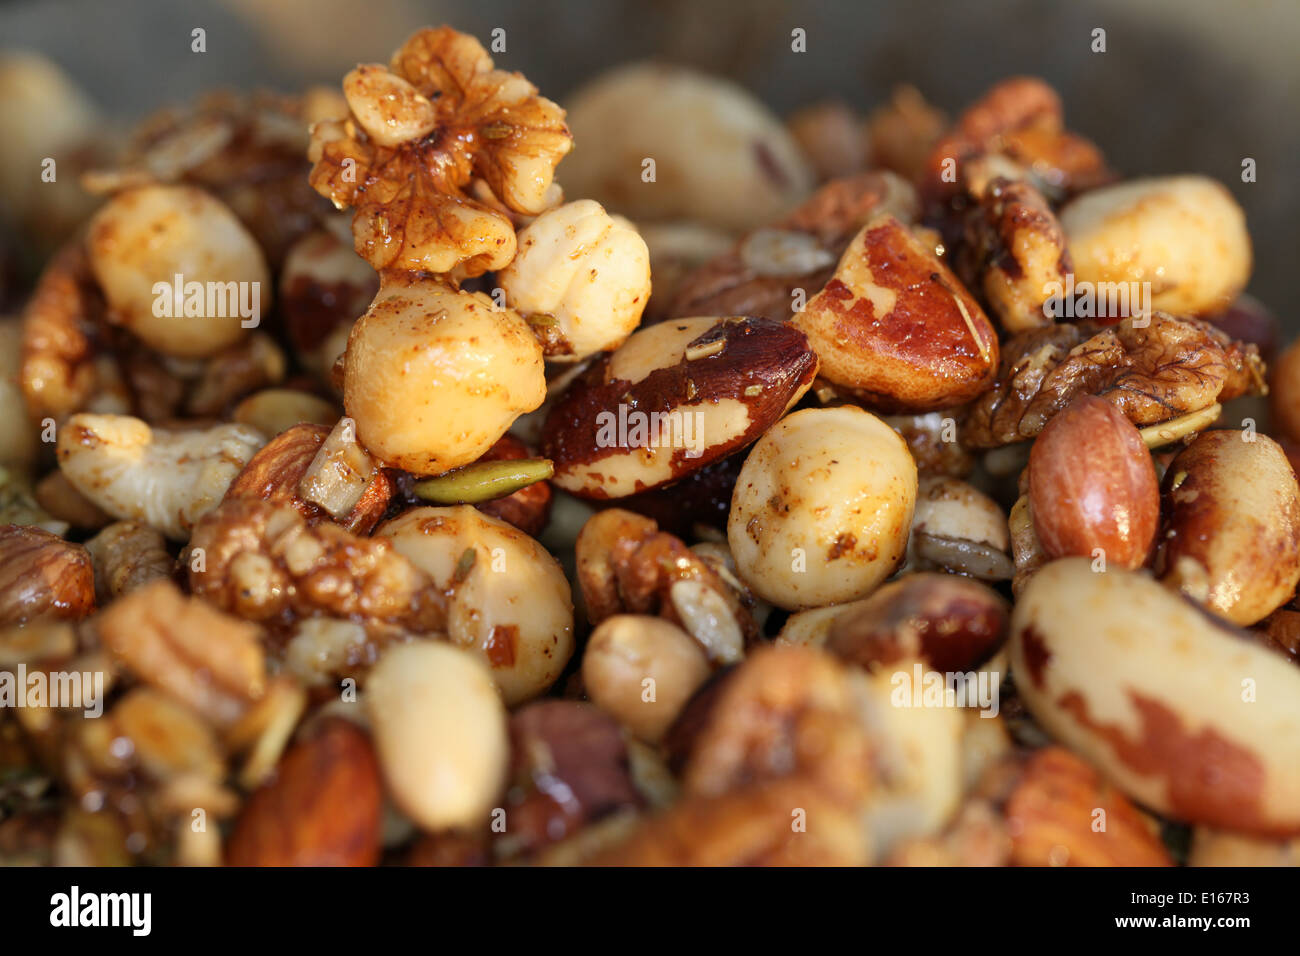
[2,25,1299,869]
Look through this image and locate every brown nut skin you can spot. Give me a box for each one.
[502,700,642,857]
[1004,747,1171,867]
[1271,337,1300,445]
[825,572,1009,674]
[0,525,95,627]
[226,718,383,867]
[541,316,817,499]
[793,214,999,412]
[1155,429,1300,626]
[1027,395,1159,570]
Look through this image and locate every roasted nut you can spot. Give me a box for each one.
[379,506,574,705]
[310,27,571,277]
[366,641,509,832]
[296,416,378,519]
[1060,176,1252,318]
[279,225,378,377]
[907,476,1012,580]
[1258,609,1300,664]
[883,412,976,478]
[1004,746,1172,866]
[86,184,270,359]
[886,799,1012,867]
[498,200,651,362]
[190,498,444,632]
[343,279,546,474]
[793,214,999,411]
[561,63,812,233]
[786,101,867,181]
[1027,395,1159,570]
[500,700,642,857]
[668,171,919,325]
[1008,494,1049,597]
[542,316,817,498]
[1155,429,1300,626]
[865,85,947,181]
[0,318,39,472]
[826,573,1009,674]
[962,313,1262,448]
[231,388,339,437]
[576,508,756,662]
[98,579,265,727]
[227,718,383,866]
[0,526,95,627]
[57,413,265,540]
[1271,337,1300,445]
[728,406,917,610]
[1188,828,1300,867]
[1010,558,1300,833]
[33,472,111,531]
[582,615,712,743]
[774,601,868,649]
[84,521,171,601]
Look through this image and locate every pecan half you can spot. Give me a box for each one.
[0,525,95,627]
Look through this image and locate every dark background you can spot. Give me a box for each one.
[3,0,1295,330]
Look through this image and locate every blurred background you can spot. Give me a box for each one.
[1,0,1296,325]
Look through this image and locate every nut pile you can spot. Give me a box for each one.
[1,27,1299,868]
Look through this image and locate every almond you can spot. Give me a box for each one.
[792,214,999,412]
[1027,395,1158,569]
[1004,746,1171,867]
[0,525,95,627]
[226,718,383,866]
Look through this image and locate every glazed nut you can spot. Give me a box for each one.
[366,641,509,832]
[793,213,999,412]
[86,184,271,359]
[297,417,378,519]
[582,615,712,743]
[1155,429,1300,626]
[1271,338,1300,445]
[1004,746,1171,866]
[278,226,378,376]
[84,521,171,601]
[232,388,339,437]
[1060,175,1252,317]
[498,200,651,362]
[727,405,917,611]
[561,63,813,233]
[786,100,867,181]
[342,65,437,148]
[97,579,265,727]
[907,475,1012,580]
[1027,395,1159,570]
[226,718,383,867]
[0,525,95,627]
[379,506,574,705]
[56,413,266,540]
[0,318,39,471]
[343,280,546,475]
[826,572,1009,674]
[541,316,818,499]
[1010,558,1300,833]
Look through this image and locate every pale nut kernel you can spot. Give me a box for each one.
[343,65,438,148]
[728,405,917,610]
[541,316,818,499]
[498,200,651,362]
[793,213,999,412]
[366,640,509,832]
[232,389,339,437]
[378,505,574,706]
[582,614,712,743]
[906,475,1012,581]
[561,63,813,233]
[86,184,271,359]
[56,413,266,540]
[1155,429,1300,626]
[1010,558,1300,834]
[1060,175,1252,318]
[1027,395,1159,570]
[343,280,546,474]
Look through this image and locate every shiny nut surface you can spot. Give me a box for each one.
[0,525,95,627]
[1027,395,1159,569]
[728,405,917,610]
[1010,558,1300,834]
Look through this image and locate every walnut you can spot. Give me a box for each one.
[0,525,95,627]
[188,498,445,632]
[97,579,266,727]
[308,26,571,278]
[961,313,1263,448]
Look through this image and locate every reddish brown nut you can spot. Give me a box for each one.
[500,700,641,857]
[541,316,818,499]
[865,85,947,182]
[1004,747,1172,867]
[1027,395,1159,569]
[1257,609,1300,663]
[1209,294,1278,363]
[1155,429,1300,626]
[224,423,393,535]
[226,718,383,866]
[0,525,95,627]
[825,572,1009,674]
[786,101,866,182]
[471,435,552,537]
[1271,337,1300,445]
[793,214,1000,412]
